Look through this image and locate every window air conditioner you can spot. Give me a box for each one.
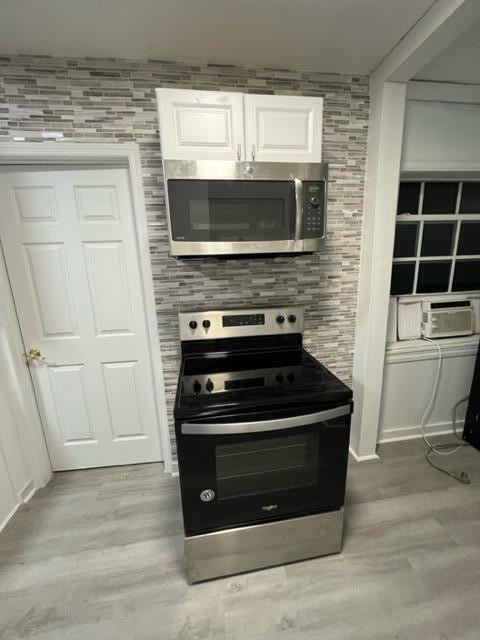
[422,300,475,339]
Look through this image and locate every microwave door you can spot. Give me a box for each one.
[167,179,298,254]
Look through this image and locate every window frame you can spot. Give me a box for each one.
[393,177,480,296]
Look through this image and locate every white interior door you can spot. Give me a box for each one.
[0,166,163,471]
[156,88,245,160]
[244,94,323,162]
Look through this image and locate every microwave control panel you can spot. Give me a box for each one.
[303,181,326,238]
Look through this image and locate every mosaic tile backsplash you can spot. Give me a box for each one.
[0,54,369,460]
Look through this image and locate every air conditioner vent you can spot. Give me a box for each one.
[422,301,474,339]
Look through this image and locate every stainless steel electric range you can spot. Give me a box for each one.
[174,306,353,583]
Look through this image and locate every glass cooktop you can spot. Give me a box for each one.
[175,348,352,420]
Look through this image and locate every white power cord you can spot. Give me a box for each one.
[420,337,470,484]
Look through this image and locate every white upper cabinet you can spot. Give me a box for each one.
[156,88,245,160]
[156,89,323,162]
[244,94,323,162]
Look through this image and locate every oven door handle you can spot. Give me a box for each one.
[293,177,303,240]
[180,404,350,435]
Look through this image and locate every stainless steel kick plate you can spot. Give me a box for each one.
[184,508,344,584]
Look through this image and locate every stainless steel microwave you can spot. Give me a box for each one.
[163,160,328,257]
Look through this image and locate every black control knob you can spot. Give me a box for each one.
[287,372,295,384]
[275,373,284,384]
[189,320,198,330]
[193,380,202,394]
[205,378,214,393]
[288,314,297,323]
[202,319,211,329]
[276,315,285,324]
[310,196,320,208]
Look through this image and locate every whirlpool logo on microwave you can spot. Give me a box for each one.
[261,504,278,512]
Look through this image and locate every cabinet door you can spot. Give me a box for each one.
[156,88,245,160]
[244,94,323,162]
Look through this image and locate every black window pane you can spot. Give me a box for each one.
[393,223,418,257]
[422,182,458,214]
[421,222,455,256]
[397,182,420,215]
[452,260,480,292]
[457,222,480,255]
[460,182,480,214]
[417,261,451,293]
[390,262,415,295]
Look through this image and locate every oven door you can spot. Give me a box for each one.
[176,404,351,535]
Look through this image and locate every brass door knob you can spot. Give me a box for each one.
[26,348,44,361]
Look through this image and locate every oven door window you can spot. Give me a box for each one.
[215,433,318,500]
[167,179,296,242]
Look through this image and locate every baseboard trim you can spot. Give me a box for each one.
[378,420,463,444]
[0,503,20,533]
[2,482,37,533]
[17,479,35,504]
[349,447,379,462]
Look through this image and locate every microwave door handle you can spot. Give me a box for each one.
[293,177,303,240]
[181,404,350,435]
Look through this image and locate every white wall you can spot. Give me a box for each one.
[351,81,407,460]
[0,370,32,529]
[0,255,51,531]
[378,84,480,444]
[401,90,480,171]
[379,341,477,442]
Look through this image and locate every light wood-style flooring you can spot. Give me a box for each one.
[1,439,480,639]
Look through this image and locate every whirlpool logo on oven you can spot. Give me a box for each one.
[261,504,278,512]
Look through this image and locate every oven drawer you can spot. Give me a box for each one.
[175,403,352,536]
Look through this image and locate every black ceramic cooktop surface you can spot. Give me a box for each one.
[175,347,352,420]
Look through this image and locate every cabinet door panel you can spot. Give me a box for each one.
[245,94,323,162]
[156,88,245,160]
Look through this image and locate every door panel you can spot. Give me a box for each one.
[23,243,78,338]
[244,94,323,162]
[102,361,145,440]
[83,241,133,336]
[48,365,96,443]
[13,185,59,224]
[156,88,245,160]
[74,185,120,223]
[0,167,163,470]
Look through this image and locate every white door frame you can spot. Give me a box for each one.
[0,142,173,474]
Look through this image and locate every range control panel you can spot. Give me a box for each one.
[179,307,304,341]
[303,181,326,239]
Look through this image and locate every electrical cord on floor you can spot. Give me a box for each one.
[420,337,471,485]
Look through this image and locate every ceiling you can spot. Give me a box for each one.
[0,0,435,75]
[415,18,480,84]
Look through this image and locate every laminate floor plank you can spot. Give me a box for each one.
[1,441,479,639]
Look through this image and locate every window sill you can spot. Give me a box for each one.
[385,334,479,364]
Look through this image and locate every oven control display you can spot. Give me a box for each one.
[222,313,265,327]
